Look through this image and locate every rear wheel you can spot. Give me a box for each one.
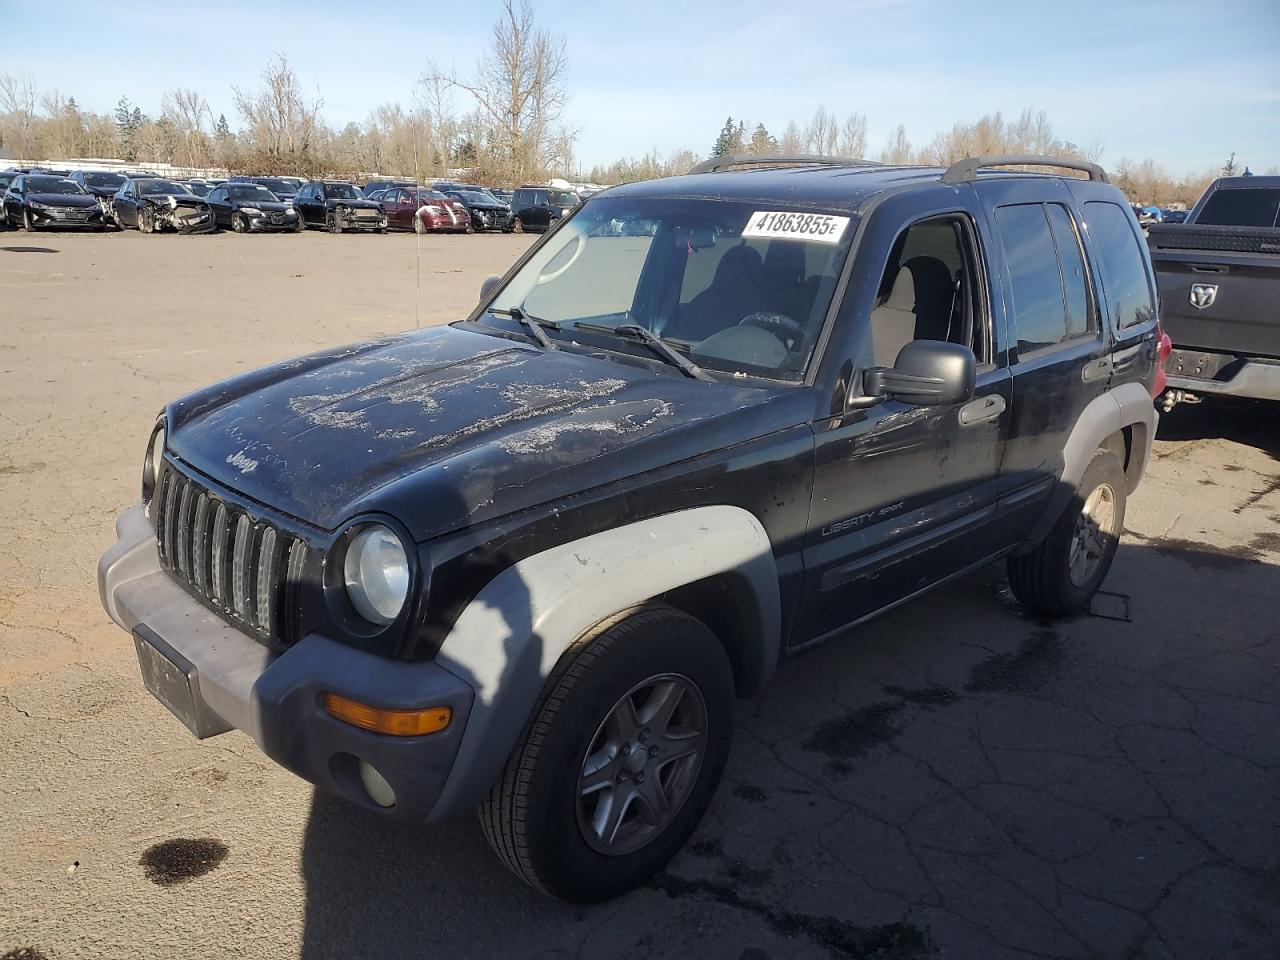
[479,603,733,903]
[1008,448,1127,616]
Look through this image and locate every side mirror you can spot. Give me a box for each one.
[863,340,976,406]
[479,275,502,304]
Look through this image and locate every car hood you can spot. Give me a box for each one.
[30,193,99,207]
[326,198,380,210]
[143,193,206,205]
[166,326,805,539]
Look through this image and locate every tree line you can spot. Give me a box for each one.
[0,2,1267,204]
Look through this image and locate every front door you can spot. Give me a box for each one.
[795,195,1011,644]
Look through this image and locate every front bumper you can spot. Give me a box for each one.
[157,206,215,234]
[1165,351,1280,402]
[246,212,301,232]
[98,505,475,820]
[336,210,387,231]
[28,206,106,228]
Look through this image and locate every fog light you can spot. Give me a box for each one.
[324,692,452,736]
[359,761,396,807]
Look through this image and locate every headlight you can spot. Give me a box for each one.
[425,204,442,215]
[167,195,177,209]
[240,206,262,216]
[343,525,410,625]
[142,418,165,507]
[29,201,49,210]
[561,207,570,216]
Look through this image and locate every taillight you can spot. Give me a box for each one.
[1153,320,1172,398]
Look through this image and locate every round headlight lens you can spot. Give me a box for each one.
[344,525,410,625]
[142,420,165,505]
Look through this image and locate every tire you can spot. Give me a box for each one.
[414,214,426,235]
[139,208,154,234]
[293,214,304,232]
[231,213,248,234]
[479,603,734,903]
[1008,448,1127,616]
[21,208,35,231]
[512,217,524,234]
[327,212,343,234]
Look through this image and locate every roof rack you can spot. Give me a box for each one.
[687,154,881,175]
[941,155,1108,184]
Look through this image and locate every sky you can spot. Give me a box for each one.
[4,0,1278,176]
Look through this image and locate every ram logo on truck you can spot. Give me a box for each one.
[1189,283,1218,309]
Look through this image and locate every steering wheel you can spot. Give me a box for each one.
[739,312,805,346]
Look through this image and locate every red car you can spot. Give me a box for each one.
[378,187,471,233]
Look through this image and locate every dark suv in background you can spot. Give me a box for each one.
[510,185,579,233]
[294,180,387,233]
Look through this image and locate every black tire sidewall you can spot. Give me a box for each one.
[1046,450,1128,609]
[520,610,734,901]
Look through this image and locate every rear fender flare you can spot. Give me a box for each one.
[428,504,779,820]
[1027,380,1156,544]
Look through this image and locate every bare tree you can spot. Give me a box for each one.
[233,54,324,171]
[163,88,213,168]
[420,0,571,183]
[779,120,803,154]
[836,112,867,159]
[803,106,837,155]
[880,124,912,164]
[0,72,39,159]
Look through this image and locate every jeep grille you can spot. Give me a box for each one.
[152,462,310,648]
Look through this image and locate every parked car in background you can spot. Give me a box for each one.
[2,174,109,230]
[294,180,387,233]
[0,172,14,201]
[111,178,214,234]
[68,170,129,201]
[99,153,1161,903]
[184,180,213,197]
[1160,209,1188,223]
[363,178,418,200]
[489,188,514,204]
[205,182,302,233]
[443,188,512,232]
[510,185,579,233]
[1136,206,1163,227]
[378,187,471,233]
[230,176,300,204]
[1149,175,1280,409]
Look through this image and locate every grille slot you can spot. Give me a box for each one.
[152,462,310,647]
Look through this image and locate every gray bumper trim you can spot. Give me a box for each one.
[98,505,475,820]
[1166,358,1280,401]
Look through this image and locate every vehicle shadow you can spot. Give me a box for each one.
[297,519,1280,958]
[1158,398,1280,457]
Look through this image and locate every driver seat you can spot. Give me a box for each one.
[665,244,771,342]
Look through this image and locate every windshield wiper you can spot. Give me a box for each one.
[577,322,711,381]
[488,306,559,350]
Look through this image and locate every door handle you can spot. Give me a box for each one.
[1081,356,1112,384]
[958,394,1006,426]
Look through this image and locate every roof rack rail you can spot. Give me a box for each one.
[941,155,1108,184]
[687,154,881,175]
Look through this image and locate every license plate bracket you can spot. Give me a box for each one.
[133,625,232,739]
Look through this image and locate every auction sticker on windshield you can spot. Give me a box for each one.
[742,211,850,244]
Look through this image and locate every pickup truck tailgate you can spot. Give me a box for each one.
[1148,224,1280,359]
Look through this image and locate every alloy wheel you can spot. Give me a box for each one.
[1069,483,1117,586]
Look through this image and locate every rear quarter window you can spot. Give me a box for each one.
[1082,201,1155,329]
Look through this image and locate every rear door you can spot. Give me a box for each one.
[976,180,1111,543]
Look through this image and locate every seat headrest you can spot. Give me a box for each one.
[884,265,916,310]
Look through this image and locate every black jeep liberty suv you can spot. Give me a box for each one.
[100,154,1162,902]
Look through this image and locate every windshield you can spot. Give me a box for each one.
[547,190,577,206]
[85,172,126,188]
[324,183,363,200]
[485,196,856,380]
[186,182,211,196]
[253,178,294,193]
[418,190,450,201]
[139,180,191,196]
[231,185,279,203]
[456,191,495,204]
[28,177,85,195]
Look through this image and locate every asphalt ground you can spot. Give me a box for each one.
[1,229,1277,960]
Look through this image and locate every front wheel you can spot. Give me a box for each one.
[138,208,155,234]
[21,208,36,231]
[479,603,733,903]
[1007,448,1127,616]
[231,213,248,233]
[512,216,524,234]
[414,214,426,235]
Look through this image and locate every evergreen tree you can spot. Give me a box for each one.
[114,97,133,131]
[1222,152,1237,177]
[748,123,776,155]
[214,113,231,140]
[712,116,742,157]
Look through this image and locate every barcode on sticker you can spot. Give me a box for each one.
[742,211,850,244]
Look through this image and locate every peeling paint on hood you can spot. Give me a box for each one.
[166,325,804,539]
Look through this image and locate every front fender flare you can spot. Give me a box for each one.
[427,504,779,821]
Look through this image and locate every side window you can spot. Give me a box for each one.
[1082,201,1156,329]
[869,214,986,368]
[1045,204,1093,338]
[533,190,549,206]
[995,204,1070,356]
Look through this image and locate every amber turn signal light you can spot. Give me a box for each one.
[323,693,452,737]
